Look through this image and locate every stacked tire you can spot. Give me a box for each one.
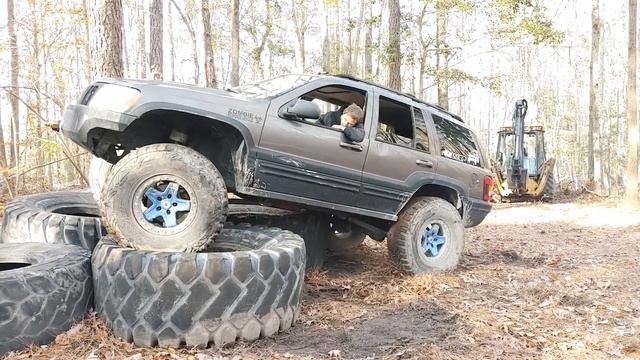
[0,153,309,353]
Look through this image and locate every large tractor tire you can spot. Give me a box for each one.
[101,144,228,252]
[387,197,464,274]
[92,224,306,348]
[227,206,330,270]
[0,191,103,250]
[0,243,93,355]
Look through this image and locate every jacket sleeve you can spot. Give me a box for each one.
[343,122,365,143]
[320,110,338,127]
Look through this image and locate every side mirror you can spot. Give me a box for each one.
[281,99,321,120]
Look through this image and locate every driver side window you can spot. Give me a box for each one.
[296,85,367,127]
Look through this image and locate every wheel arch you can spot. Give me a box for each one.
[404,182,465,218]
[88,107,258,191]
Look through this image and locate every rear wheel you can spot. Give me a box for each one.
[387,197,464,274]
[227,206,330,270]
[101,144,228,252]
[327,220,366,252]
[542,170,557,202]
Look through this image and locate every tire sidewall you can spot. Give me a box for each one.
[404,199,464,273]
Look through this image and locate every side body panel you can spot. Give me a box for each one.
[255,79,374,206]
[357,89,440,214]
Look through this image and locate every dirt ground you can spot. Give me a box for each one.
[5,199,640,360]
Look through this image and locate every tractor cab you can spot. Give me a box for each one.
[495,126,547,183]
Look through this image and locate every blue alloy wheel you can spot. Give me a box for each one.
[142,181,191,228]
[421,223,446,257]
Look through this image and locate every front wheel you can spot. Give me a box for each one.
[101,143,228,252]
[387,197,464,274]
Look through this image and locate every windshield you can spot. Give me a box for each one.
[231,74,318,98]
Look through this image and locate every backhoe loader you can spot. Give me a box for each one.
[490,99,557,202]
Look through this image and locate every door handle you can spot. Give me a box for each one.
[340,142,363,152]
[416,159,434,168]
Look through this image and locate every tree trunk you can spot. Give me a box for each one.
[0,97,6,169]
[81,0,93,83]
[149,0,163,80]
[231,0,240,86]
[417,3,429,99]
[291,0,306,73]
[91,0,124,78]
[436,0,449,110]
[322,2,331,73]
[351,0,365,76]
[7,0,19,169]
[627,0,638,204]
[386,0,401,90]
[171,0,199,84]
[137,1,146,78]
[364,0,372,79]
[344,0,352,73]
[202,0,217,88]
[252,0,272,79]
[168,2,176,81]
[588,0,602,189]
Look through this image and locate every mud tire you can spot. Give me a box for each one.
[542,170,557,202]
[387,197,464,274]
[0,243,93,355]
[89,156,113,207]
[101,144,228,252]
[92,223,305,348]
[227,207,330,270]
[0,191,103,250]
[327,221,366,252]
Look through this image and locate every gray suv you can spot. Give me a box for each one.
[59,74,493,274]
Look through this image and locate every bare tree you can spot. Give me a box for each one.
[137,2,146,78]
[588,0,602,188]
[81,0,93,83]
[171,0,200,84]
[231,0,240,86]
[322,1,331,73]
[436,0,450,110]
[0,98,6,168]
[149,0,163,80]
[249,0,272,79]
[417,2,433,99]
[387,0,401,90]
[291,0,307,73]
[91,0,124,78]
[202,0,218,87]
[7,0,19,168]
[351,0,365,76]
[627,0,638,204]
[168,2,176,81]
[364,0,373,79]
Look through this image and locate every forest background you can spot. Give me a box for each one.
[0,0,638,202]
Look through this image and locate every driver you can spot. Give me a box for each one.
[320,103,365,143]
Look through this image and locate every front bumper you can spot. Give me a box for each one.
[60,104,136,151]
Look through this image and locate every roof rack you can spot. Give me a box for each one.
[332,74,464,123]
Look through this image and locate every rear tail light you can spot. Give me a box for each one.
[483,175,494,202]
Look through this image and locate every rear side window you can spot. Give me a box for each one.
[413,108,430,153]
[376,96,414,147]
[432,115,481,167]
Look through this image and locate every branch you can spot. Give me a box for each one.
[0,88,90,186]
